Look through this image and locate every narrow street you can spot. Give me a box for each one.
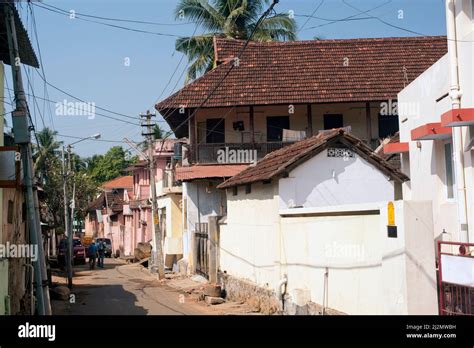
[51,258,216,315]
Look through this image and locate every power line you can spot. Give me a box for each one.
[339,0,473,42]
[164,0,281,142]
[29,2,56,131]
[57,133,137,144]
[40,2,196,27]
[6,87,141,127]
[303,0,392,31]
[298,0,325,33]
[31,69,160,124]
[23,65,47,130]
[152,22,200,109]
[32,3,181,38]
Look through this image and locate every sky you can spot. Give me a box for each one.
[4,0,447,157]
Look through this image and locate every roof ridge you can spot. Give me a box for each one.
[215,35,447,47]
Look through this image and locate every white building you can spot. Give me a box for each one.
[216,130,438,315]
[395,0,474,244]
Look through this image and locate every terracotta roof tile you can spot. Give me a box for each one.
[156,36,447,112]
[101,176,133,190]
[217,129,409,189]
[176,164,248,182]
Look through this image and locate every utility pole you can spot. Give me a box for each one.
[62,134,100,289]
[4,2,51,314]
[62,146,72,288]
[140,111,165,279]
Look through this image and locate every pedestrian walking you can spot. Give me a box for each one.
[88,242,98,270]
[97,240,106,268]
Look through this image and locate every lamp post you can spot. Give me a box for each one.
[63,133,101,288]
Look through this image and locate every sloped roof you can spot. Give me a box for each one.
[175,164,248,182]
[156,36,447,137]
[0,4,39,68]
[101,176,133,190]
[87,192,106,211]
[217,129,409,189]
[86,191,126,213]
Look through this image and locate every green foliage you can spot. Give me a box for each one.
[86,146,137,184]
[33,127,63,176]
[33,131,136,230]
[175,0,297,81]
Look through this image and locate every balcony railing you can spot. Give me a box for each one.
[196,142,294,164]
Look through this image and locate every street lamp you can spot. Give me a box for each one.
[62,133,101,288]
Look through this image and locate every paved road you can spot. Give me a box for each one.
[51,258,212,315]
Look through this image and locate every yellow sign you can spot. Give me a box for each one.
[387,202,395,226]
[154,213,159,225]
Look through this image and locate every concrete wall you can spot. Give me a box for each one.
[397,1,474,243]
[279,149,396,209]
[398,54,461,242]
[0,62,4,247]
[158,193,184,266]
[219,195,437,314]
[219,182,281,288]
[1,188,27,314]
[182,180,226,270]
[195,102,386,143]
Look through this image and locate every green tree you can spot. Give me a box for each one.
[87,146,137,184]
[33,127,63,176]
[175,0,297,80]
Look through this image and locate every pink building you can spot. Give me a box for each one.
[126,139,184,266]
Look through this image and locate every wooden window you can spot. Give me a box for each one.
[22,202,26,222]
[267,116,290,141]
[232,186,238,196]
[7,200,13,224]
[206,118,225,143]
[245,184,251,194]
[444,142,455,199]
[323,114,343,130]
[378,113,399,139]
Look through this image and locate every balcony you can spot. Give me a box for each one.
[196,142,294,164]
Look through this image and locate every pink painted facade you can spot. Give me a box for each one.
[85,140,183,259]
[128,139,183,260]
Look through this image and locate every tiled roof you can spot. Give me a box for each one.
[175,164,248,182]
[105,192,126,213]
[87,192,105,211]
[217,129,409,189]
[87,191,126,213]
[156,36,447,136]
[101,176,133,190]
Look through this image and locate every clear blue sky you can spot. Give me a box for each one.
[4,0,446,157]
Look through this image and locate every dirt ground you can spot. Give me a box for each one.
[50,257,258,315]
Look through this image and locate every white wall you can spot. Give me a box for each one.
[398,6,474,243]
[220,195,437,314]
[219,182,281,289]
[398,54,460,241]
[183,180,226,264]
[279,149,396,209]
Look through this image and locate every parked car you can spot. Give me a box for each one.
[95,238,113,257]
[57,238,86,265]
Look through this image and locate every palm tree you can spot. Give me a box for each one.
[175,0,297,81]
[33,127,63,174]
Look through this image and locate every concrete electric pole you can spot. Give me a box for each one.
[4,2,51,315]
[140,112,165,279]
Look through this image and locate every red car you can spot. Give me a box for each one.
[57,238,86,265]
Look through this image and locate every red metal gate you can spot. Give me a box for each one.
[438,241,474,315]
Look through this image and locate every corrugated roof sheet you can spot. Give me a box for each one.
[0,4,39,68]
